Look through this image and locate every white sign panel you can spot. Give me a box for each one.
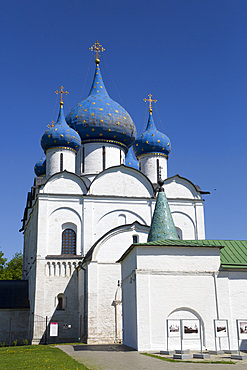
[237,320,247,339]
[168,320,180,337]
[50,322,58,337]
[215,320,228,338]
[182,320,200,339]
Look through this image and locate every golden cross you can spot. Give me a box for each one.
[143,94,157,112]
[55,86,69,105]
[89,40,105,63]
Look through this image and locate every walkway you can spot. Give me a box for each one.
[57,344,247,370]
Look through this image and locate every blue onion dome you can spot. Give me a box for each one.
[66,62,137,152]
[125,147,139,170]
[34,156,46,176]
[41,102,81,153]
[134,109,171,158]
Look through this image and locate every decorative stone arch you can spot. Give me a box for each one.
[171,211,196,239]
[97,209,147,227]
[168,307,205,347]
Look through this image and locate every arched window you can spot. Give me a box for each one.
[132,235,139,244]
[62,229,76,254]
[57,293,66,310]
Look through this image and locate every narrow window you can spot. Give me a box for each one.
[156,158,160,183]
[133,235,138,243]
[139,162,141,171]
[120,150,122,164]
[57,293,66,310]
[102,146,106,170]
[60,153,63,172]
[62,229,76,254]
[57,297,63,310]
[82,146,85,173]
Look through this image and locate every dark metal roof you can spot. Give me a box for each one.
[0,280,29,309]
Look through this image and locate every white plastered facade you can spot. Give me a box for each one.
[22,155,206,344]
[120,244,247,352]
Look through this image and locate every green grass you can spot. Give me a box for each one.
[0,345,89,369]
[141,353,236,365]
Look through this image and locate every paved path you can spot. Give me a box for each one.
[57,344,247,370]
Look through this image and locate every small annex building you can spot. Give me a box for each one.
[120,239,247,351]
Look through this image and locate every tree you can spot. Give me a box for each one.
[0,250,23,280]
[0,250,7,279]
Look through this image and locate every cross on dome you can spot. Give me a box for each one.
[143,94,157,113]
[90,40,105,64]
[55,86,69,107]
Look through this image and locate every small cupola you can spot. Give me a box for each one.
[134,95,171,184]
[41,87,81,177]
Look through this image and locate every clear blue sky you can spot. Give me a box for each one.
[1,0,246,260]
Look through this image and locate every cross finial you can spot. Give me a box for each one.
[143,94,157,113]
[90,40,105,64]
[55,86,69,107]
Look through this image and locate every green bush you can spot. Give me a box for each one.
[23,339,28,345]
[12,340,18,346]
[0,342,5,347]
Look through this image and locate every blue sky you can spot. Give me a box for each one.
[0,0,246,259]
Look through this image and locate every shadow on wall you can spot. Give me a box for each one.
[31,270,81,344]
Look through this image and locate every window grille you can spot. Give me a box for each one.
[62,229,76,254]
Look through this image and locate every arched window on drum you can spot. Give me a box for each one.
[62,229,76,254]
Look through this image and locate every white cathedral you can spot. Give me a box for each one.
[2,42,246,353]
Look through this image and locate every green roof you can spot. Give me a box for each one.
[127,239,247,269]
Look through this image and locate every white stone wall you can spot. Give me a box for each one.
[46,148,76,177]
[76,143,125,176]
[139,153,168,183]
[121,245,224,351]
[31,258,80,344]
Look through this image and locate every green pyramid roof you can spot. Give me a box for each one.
[147,191,179,242]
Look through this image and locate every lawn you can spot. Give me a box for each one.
[0,345,89,369]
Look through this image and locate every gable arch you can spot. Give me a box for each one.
[42,171,87,195]
[164,175,203,200]
[89,165,154,197]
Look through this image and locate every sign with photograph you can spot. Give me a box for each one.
[215,320,228,338]
[50,322,58,337]
[237,320,247,339]
[182,320,200,339]
[167,320,180,337]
